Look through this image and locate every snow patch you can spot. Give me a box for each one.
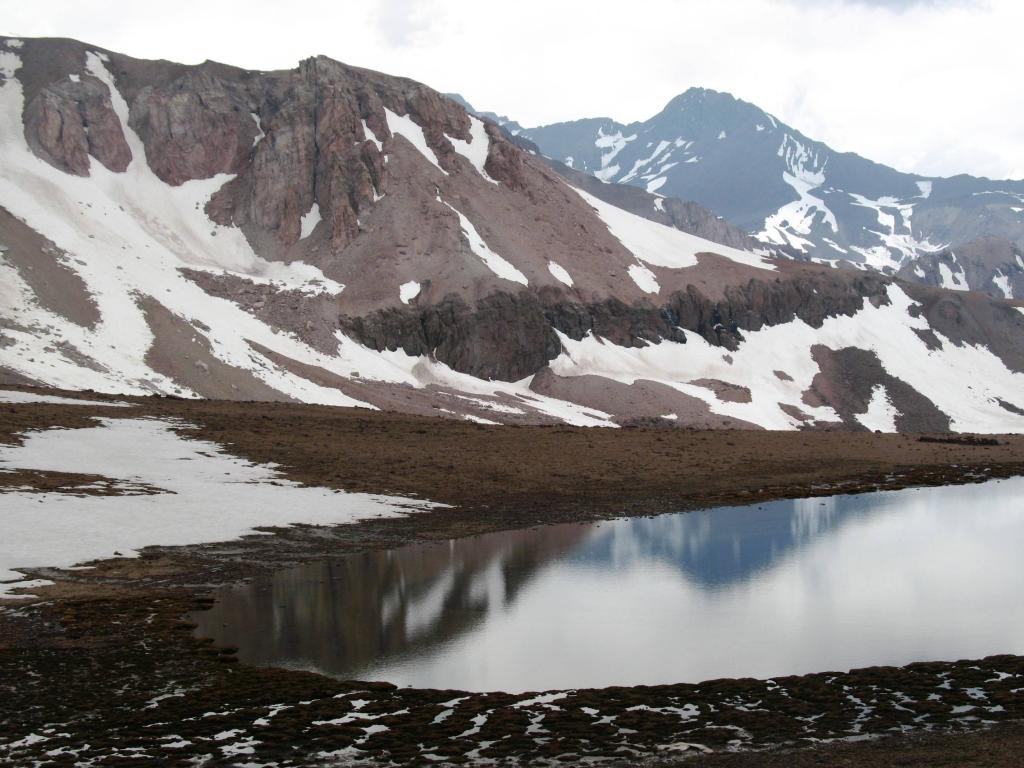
[758,135,837,251]
[250,113,264,147]
[594,128,636,176]
[399,280,420,304]
[646,177,667,194]
[620,140,671,184]
[361,119,383,153]
[384,108,446,175]
[447,115,498,184]
[573,187,775,271]
[938,262,968,291]
[628,263,660,294]
[993,273,1013,299]
[0,390,131,407]
[846,192,944,270]
[547,261,573,287]
[438,195,527,285]
[857,384,899,432]
[0,418,435,596]
[299,203,321,240]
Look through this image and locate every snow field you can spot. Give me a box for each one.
[550,285,1024,433]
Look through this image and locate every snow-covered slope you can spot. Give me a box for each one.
[519,88,1024,298]
[1,38,1022,433]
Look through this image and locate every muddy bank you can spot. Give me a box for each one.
[2,387,1024,766]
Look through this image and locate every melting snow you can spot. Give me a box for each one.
[547,261,573,287]
[938,262,968,291]
[0,390,131,407]
[916,180,933,199]
[550,285,1024,433]
[594,127,636,175]
[758,135,837,251]
[299,203,321,240]
[360,119,383,153]
[447,115,498,184]
[573,188,775,271]
[383,108,447,175]
[438,195,527,285]
[620,140,671,184]
[0,418,433,596]
[993,273,1013,299]
[250,113,264,147]
[464,413,498,425]
[399,280,421,304]
[857,384,899,432]
[717,130,727,140]
[628,263,660,294]
[646,177,667,194]
[847,192,944,270]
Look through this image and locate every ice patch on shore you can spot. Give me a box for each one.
[0,390,132,407]
[0,418,436,597]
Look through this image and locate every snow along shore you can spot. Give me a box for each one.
[0,417,439,597]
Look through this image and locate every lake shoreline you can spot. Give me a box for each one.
[3,387,1024,765]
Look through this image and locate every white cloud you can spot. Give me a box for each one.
[1,0,1020,180]
[373,0,442,47]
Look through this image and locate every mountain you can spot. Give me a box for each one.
[1,37,1022,433]
[514,88,1024,299]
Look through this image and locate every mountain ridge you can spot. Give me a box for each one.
[478,87,1024,299]
[1,36,1022,433]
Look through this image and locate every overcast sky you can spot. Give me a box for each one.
[4,0,1021,180]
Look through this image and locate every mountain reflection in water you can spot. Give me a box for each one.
[194,477,1024,692]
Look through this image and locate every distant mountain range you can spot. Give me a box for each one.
[452,89,1024,300]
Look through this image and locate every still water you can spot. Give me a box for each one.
[194,477,1024,693]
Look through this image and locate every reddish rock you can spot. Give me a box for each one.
[24,76,131,176]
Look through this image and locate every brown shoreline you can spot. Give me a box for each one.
[2,386,1024,766]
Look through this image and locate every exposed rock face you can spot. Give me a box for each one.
[340,270,891,379]
[23,74,131,175]
[128,67,260,185]
[341,292,561,381]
